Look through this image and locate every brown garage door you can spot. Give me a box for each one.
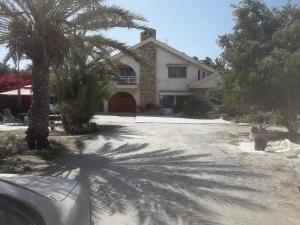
[108,92,136,113]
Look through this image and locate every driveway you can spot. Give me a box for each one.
[135,116,231,124]
[42,115,300,225]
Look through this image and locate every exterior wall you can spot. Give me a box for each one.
[136,42,157,106]
[191,88,209,97]
[156,46,212,94]
[103,56,140,113]
[116,56,140,84]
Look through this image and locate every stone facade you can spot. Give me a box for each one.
[140,29,156,41]
[136,41,157,106]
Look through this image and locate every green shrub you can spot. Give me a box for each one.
[61,121,98,135]
[175,96,212,117]
[37,149,60,160]
[0,134,24,159]
[234,111,283,125]
[145,103,159,111]
[52,37,115,135]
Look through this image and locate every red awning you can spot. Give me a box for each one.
[0,72,32,93]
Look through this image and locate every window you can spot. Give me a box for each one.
[202,72,206,78]
[168,67,187,78]
[119,67,136,77]
[198,70,201,80]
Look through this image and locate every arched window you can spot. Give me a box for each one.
[117,65,137,85]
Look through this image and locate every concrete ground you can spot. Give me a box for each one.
[0,123,28,131]
[136,116,231,124]
[42,115,300,225]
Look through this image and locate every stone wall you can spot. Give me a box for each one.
[136,42,157,106]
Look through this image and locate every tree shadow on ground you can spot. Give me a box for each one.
[75,125,147,142]
[39,137,268,225]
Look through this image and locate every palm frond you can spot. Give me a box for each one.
[70,4,147,31]
[85,35,146,64]
[0,0,146,66]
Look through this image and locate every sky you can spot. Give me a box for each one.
[0,0,299,68]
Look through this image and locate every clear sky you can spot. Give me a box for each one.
[0,0,299,68]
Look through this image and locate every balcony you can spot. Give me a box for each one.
[116,76,137,85]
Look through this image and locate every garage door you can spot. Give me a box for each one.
[108,92,136,113]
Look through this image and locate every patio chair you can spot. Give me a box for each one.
[24,109,31,124]
[2,108,17,124]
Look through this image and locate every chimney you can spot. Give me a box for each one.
[141,28,156,41]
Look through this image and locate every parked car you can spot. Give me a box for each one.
[160,107,175,116]
[0,174,91,225]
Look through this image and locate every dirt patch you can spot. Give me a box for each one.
[0,130,79,174]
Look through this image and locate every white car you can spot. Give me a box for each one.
[0,174,91,225]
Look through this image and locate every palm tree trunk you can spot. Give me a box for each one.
[26,61,50,149]
[17,88,22,113]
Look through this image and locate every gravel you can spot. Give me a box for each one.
[44,115,300,225]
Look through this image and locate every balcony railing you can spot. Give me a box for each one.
[116,76,137,85]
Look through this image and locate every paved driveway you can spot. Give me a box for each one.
[43,115,300,225]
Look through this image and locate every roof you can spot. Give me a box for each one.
[189,71,221,89]
[0,85,32,96]
[111,37,216,72]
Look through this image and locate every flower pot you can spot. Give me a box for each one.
[254,137,267,151]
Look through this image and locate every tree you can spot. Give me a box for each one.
[0,63,10,75]
[201,57,215,68]
[52,35,115,134]
[216,0,300,134]
[0,0,146,149]
[201,56,225,70]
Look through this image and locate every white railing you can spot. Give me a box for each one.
[116,76,137,85]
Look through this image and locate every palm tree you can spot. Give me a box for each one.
[0,63,10,75]
[53,34,116,134]
[0,0,146,149]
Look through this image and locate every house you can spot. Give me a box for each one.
[104,29,220,113]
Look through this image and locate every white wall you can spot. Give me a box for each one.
[103,55,141,113]
[156,46,211,93]
[109,44,214,109]
[117,56,140,83]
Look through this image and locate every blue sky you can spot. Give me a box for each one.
[0,0,299,68]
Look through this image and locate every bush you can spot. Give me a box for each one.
[234,111,283,125]
[0,134,24,159]
[145,103,159,111]
[59,100,101,134]
[175,96,212,117]
[61,120,98,135]
[52,38,114,135]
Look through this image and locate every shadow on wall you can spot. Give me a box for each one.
[40,128,267,225]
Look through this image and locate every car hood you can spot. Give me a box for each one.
[0,174,78,202]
